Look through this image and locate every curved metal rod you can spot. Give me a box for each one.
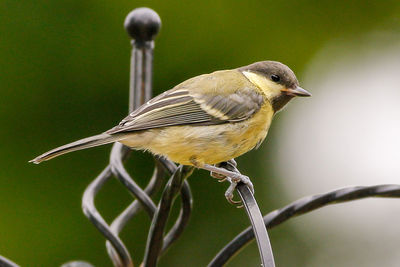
[82,165,133,267]
[209,184,400,266]
[151,158,195,254]
[83,141,155,267]
[142,165,194,267]
[99,8,162,267]
[106,161,166,264]
[151,157,194,253]
[104,8,195,266]
[150,157,193,254]
[110,143,157,217]
[110,160,166,233]
[81,8,195,267]
[0,255,19,267]
[236,183,275,267]
[105,154,194,265]
[161,179,192,254]
[79,7,195,267]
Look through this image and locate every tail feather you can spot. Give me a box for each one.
[29,133,123,164]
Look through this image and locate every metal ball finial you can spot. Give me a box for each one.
[124,7,161,42]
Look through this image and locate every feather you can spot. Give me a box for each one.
[107,70,265,134]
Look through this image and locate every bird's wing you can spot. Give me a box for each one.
[107,72,264,134]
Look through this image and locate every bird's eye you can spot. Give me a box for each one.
[271,74,280,82]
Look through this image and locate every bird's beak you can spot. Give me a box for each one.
[282,86,311,97]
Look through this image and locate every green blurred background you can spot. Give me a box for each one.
[1,0,400,266]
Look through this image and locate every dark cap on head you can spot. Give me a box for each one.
[238,61,299,89]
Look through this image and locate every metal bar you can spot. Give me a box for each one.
[97,8,162,266]
[0,256,19,267]
[236,183,275,267]
[161,179,192,254]
[143,165,194,267]
[209,184,400,266]
[109,160,166,234]
[102,7,195,266]
[106,161,166,262]
[125,8,160,112]
[153,157,194,254]
[106,7,194,265]
[110,143,157,217]
[124,8,196,266]
[82,166,133,267]
[205,160,275,267]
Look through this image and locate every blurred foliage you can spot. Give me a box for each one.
[0,0,399,266]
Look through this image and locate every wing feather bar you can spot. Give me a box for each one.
[132,100,210,123]
[107,81,264,134]
[194,89,264,122]
[107,91,217,133]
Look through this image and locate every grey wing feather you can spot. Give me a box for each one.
[195,88,264,122]
[107,86,264,134]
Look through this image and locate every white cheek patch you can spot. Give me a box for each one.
[242,71,283,100]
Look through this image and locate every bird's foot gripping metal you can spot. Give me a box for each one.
[224,174,254,206]
[210,159,238,181]
[203,159,255,206]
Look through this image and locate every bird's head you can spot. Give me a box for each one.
[239,61,311,112]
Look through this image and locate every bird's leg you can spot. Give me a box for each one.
[210,159,237,182]
[198,160,254,205]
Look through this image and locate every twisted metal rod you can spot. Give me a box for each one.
[81,7,195,267]
[83,142,165,267]
[161,179,193,254]
[153,158,194,255]
[82,165,133,267]
[110,144,157,216]
[143,165,194,267]
[102,8,163,267]
[209,184,400,266]
[106,155,193,264]
[108,160,166,235]
[105,160,165,262]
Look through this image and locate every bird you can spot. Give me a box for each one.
[30,60,311,202]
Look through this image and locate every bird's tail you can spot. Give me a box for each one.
[29,133,124,164]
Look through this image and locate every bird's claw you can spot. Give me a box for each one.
[224,181,243,207]
[204,159,254,206]
[224,173,254,207]
[210,160,236,182]
[230,173,254,195]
